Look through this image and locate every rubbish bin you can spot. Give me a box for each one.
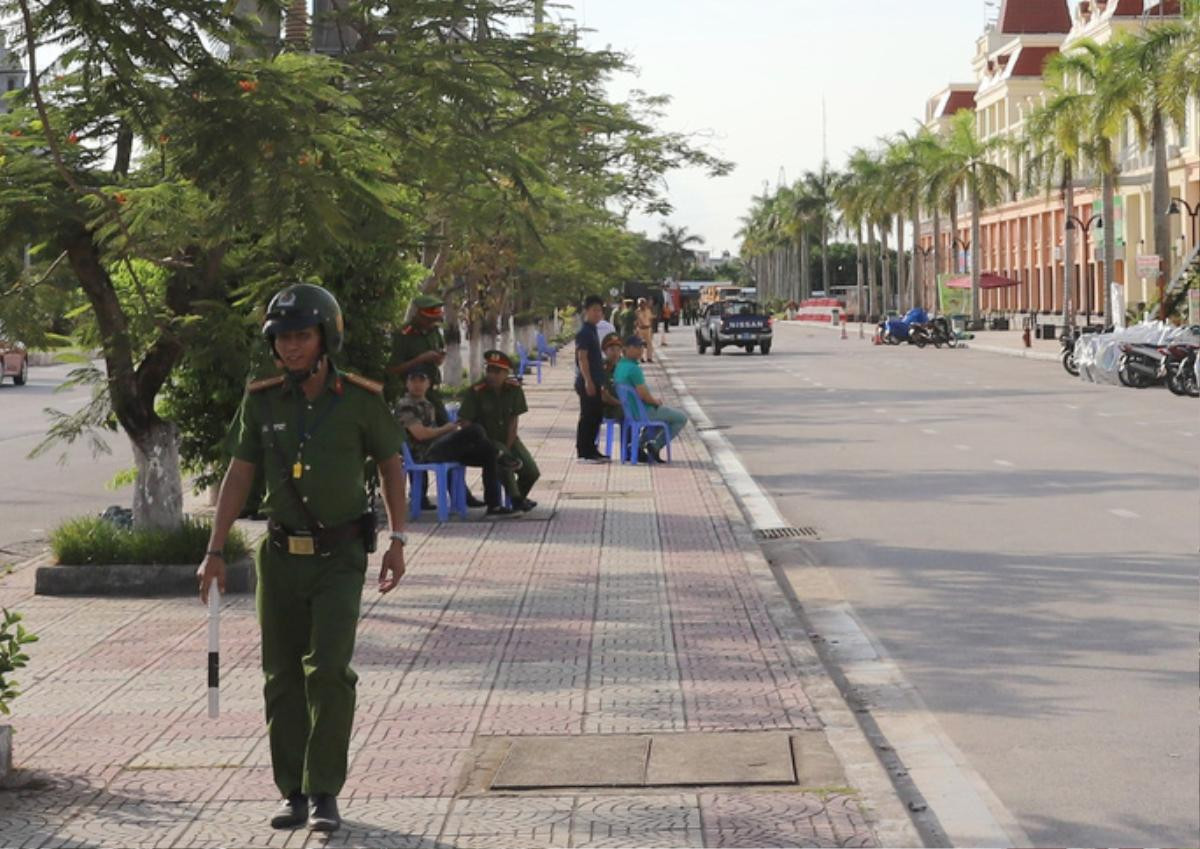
[1039,324,1057,340]
[831,308,840,326]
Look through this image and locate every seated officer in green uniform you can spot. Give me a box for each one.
[457,350,540,512]
[600,332,625,422]
[197,283,409,835]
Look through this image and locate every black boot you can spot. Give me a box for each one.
[465,492,487,508]
[308,794,341,833]
[269,792,307,829]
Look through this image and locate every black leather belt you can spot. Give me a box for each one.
[268,518,363,556]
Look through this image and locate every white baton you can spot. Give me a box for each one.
[207,585,220,718]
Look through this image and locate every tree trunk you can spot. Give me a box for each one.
[970,183,982,323]
[800,232,811,301]
[820,217,830,297]
[948,195,960,274]
[1101,168,1116,325]
[1150,110,1171,284]
[866,224,878,319]
[467,317,484,383]
[443,298,463,388]
[932,204,943,307]
[1063,162,1076,331]
[130,421,184,531]
[907,197,916,309]
[855,223,865,324]
[881,228,892,313]
[895,212,907,312]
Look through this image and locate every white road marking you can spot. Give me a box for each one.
[1109,508,1140,520]
[1181,431,1195,437]
[873,408,888,414]
[994,460,1014,467]
[1065,404,1080,410]
[921,428,939,435]
[660,349,1030,849]
[955,444,972,451]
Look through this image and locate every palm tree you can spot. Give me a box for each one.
[658,224,705,282]
[1119,19,1191,281]
[285,0,309,47]
[1055,38,1140,325]
[801,167,840,296]
[943,110,1015,322]
[1024,54,1095,332]
[836,151,873,322]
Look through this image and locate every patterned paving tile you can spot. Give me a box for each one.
[0,357,886,849]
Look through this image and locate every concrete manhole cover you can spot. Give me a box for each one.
[489,731,805,790]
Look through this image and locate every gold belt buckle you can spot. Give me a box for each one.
[287,535,316,556]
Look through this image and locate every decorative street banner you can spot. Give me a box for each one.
[937,273,970,316]
[1092,196,1125,249]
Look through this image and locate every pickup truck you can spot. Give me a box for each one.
[695,299,773,355]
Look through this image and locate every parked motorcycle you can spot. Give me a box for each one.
[1165,344,1199,397]
[927,316,958,348]
[1117,342,1166,388]
[1060,329,1079,376]
[879,307,930,346]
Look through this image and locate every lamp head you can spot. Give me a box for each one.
[1167,200,1181,216]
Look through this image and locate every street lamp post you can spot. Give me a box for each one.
[1065,213,1102,328]
[1167,197,1200,250]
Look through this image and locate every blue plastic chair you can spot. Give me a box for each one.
[516,342,542,384]
[536,332,557,366]
[402,441,468,522]
[600,418,622,457]
[616,384,673,466]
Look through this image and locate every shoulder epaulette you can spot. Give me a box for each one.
[247,375,285,393]
[472,381,488,392]
[343,373,384,395]
[401,324,416,335]
[505,377,522,388]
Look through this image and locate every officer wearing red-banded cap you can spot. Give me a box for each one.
[196,283,410,834]
[388,294,448,422]
[458,349,540,511]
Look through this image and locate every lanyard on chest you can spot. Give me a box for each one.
[277,392,341,480]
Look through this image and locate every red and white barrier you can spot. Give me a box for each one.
[794,298,845,323]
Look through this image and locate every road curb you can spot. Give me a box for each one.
[960,342,1060,362]
[657,353,925,849]
[34,557,255,597]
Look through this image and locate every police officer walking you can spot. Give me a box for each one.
[457,350,540,511]
[197,283,409,834]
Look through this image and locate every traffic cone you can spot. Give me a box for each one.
[872,328,882,345]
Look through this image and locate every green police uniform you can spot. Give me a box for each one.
[229,366,402,798]
[458,372,539,502]
[390,295,449,423]
[616,303,637,338]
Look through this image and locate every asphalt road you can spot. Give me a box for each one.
[663,322,1199,848]
[0,362,134,560]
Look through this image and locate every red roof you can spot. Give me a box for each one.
[942,90,977,117]
[998,0,1072,33]
[1108,0,1147,15]
[1010,46,1059,76]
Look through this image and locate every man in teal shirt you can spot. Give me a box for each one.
[612,335,688,463]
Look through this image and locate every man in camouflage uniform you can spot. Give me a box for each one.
[457,350,539,512]
[197,283,409,834]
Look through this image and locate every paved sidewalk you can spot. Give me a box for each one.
[0,353,898,848]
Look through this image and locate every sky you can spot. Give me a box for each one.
[570,0,995,256]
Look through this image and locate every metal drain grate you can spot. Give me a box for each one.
[754,526,819,540]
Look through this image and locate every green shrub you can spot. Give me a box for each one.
[50,517,249,566]
[0,609,37,715]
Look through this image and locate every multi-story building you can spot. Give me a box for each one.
[0,31,27,114]
[919,0,1198,322]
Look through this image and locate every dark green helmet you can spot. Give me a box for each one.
[262,283,344,355]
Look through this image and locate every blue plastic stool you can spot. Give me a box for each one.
[600,419,622,458]
[402,442,468,522]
